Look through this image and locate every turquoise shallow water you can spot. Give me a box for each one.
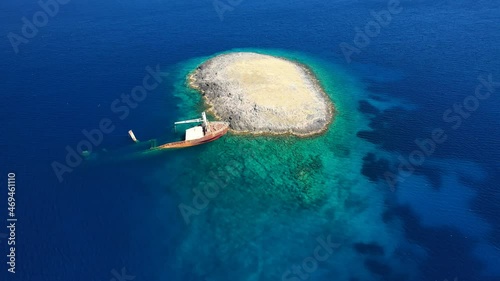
[145,49,421,281]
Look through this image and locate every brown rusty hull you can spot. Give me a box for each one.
[154,122,229,150]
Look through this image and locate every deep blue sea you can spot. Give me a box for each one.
[1,0,499,281]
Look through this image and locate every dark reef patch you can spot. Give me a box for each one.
[383,205,484,281]
[356,130,383,144]
[358,100,380,115]
[356,107,423,152]
[353,242,385,256]
[361,153,391,182]
[412,165,442,189]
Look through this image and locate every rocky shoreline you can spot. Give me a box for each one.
[188,52,334,137]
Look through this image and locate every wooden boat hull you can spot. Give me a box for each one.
[153,121,229,150]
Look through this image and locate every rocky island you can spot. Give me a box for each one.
[188,52,334,137]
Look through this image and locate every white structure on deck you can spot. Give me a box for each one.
[185,126,204,140]
[174,112,209,141]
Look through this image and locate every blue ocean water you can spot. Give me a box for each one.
[1,0,499,281]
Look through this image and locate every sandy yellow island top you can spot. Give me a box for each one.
[189,52,334,137]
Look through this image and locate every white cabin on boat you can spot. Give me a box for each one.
[185,126,204,141]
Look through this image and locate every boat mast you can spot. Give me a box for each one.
[174,117,203,125]
[173,111,209,130]
[201,112,208,131]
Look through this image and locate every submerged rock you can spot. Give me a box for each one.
[189,52,334,137]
